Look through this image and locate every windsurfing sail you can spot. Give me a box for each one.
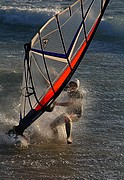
[14,0,110,134]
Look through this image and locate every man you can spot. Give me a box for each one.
[50,78,83,144]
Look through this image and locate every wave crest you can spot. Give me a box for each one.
[0,6,61,26]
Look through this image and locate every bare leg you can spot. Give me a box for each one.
[50,114,72,143]
[50,114,65,138]
[64,117,72,144]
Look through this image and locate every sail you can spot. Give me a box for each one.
[16,0,110,133]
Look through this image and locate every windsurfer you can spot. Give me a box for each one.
[50,78,83,144]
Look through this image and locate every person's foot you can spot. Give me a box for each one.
[67,138,72,144]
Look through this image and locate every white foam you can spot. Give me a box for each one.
[0,5,61,26]
[0,133,29,147]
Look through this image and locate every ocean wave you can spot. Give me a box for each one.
[0,5,61,26]
[97,16,124,41]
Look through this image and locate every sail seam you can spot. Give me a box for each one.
[55,14,72,71]
[38,31,56,95]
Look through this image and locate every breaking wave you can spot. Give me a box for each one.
[97,16,124,41]
[0,5,61,26]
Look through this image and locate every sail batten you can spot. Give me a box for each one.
[31,48,67,59]
[16,0,110,133]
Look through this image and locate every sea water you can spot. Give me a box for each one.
[0,0,124,179]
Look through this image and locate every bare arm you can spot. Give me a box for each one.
[55,101,71,107]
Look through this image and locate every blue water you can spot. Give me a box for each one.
[0,0,124,179]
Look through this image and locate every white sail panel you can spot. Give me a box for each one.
[21,47,68,118]
[85,0,101,35]
[58,1,82,54]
